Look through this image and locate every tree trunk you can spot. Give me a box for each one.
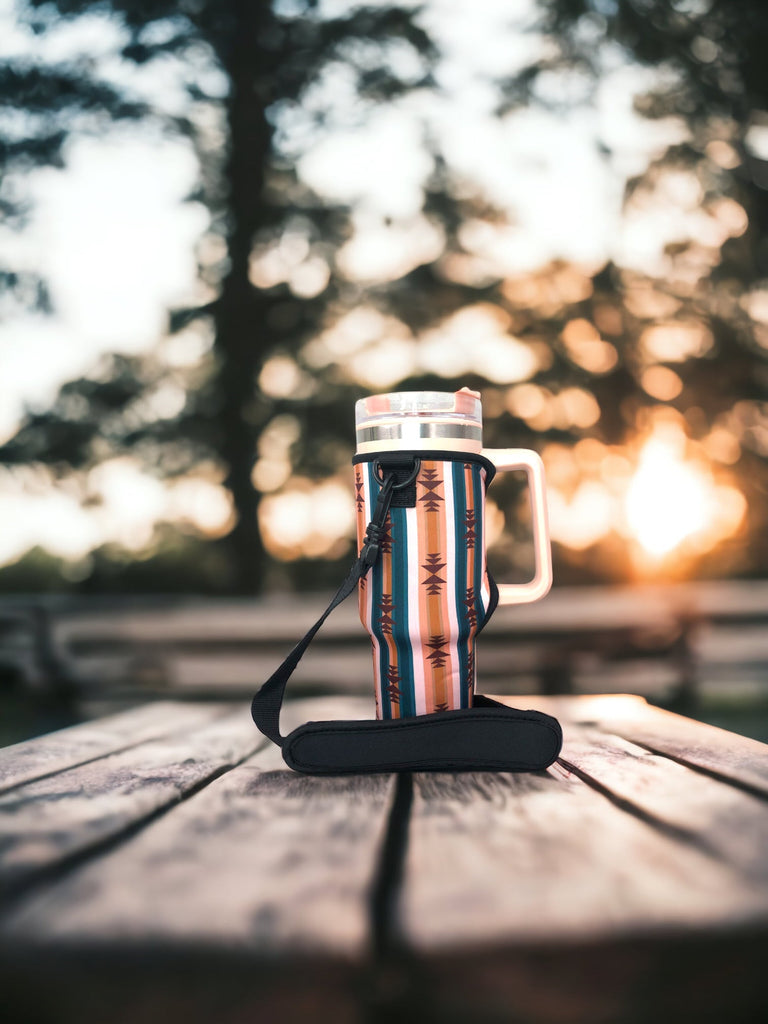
[213,2,275,593]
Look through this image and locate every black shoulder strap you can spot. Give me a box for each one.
[250,464,562,774]
[251,471,397,746]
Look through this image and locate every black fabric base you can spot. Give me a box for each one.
[281,695,562,775]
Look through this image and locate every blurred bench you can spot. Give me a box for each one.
[0,604,74,696]
[4,582,768,714]
[1,693,768,1023]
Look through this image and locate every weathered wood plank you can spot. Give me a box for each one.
[3,694,768,1024]
[0,701,228,794]
[602,705,768,797]
[559,729,768,887]
[400,744,768,951]
[0,699,392,958]
[496,692,768,796]
[0,708,263,897]
[492,692,650,725]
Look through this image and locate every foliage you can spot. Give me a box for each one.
[0,0,438,591]
[1,0,768,591]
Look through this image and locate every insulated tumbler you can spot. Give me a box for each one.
[354,389,552,720]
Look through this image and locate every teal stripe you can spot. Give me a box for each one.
[452,462,470,708]
[367,462,392,719]
[472,464,485,631]
[390,505,415,717]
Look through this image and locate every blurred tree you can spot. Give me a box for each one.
[378,0,768,581]
[3,0,768,592]
[484,0,768,578]
[0,0,436,591]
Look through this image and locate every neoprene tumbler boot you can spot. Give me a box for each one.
[353,389,552,720]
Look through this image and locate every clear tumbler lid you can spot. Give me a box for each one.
[355,389,483,453]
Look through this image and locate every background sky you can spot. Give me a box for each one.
[0,0,737,573]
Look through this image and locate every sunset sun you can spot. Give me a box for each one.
[624,430,746,562]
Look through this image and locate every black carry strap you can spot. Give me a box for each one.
[251,470,398,746]
[251,463,562,774]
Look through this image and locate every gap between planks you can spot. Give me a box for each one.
[6,696,768,961]
[0,697,401,961]
[0,708,267,910]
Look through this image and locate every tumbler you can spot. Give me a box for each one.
[354,389,552,719]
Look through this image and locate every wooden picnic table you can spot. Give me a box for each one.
[1,693,768,1023]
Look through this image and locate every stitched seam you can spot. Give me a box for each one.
[292,754,552,771]
[292,714,558,736]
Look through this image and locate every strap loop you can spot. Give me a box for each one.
[373,457,421,488]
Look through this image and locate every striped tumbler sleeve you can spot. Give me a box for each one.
[355,456,495,719]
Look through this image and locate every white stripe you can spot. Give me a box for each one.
[442,469,461,711]
[406,505,427,716]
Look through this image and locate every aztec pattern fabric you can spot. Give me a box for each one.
[355,455,496,719]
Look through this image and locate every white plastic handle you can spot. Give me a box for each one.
[482,448,553,606]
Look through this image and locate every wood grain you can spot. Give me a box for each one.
[0,708,263,896]
[560,728,768,886]
[1,700,392,958]
[494,692,768,795]
[600,705,768,797]
[400,742,768,950]
[3,694,768,1024]
[0,701,228,794]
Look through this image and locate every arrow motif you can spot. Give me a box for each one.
[465,508,476,550]
[385,664,401,703]
[426,634,449,668]
[422,553,447,595]
[465,586,477,629]
[378,594,396,634]
[419,467,444,512]
[380,521,393,555]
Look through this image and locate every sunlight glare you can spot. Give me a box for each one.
[624,434,745,559]
[626,440,707,556]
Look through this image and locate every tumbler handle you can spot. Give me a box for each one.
[482,448,553,606]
